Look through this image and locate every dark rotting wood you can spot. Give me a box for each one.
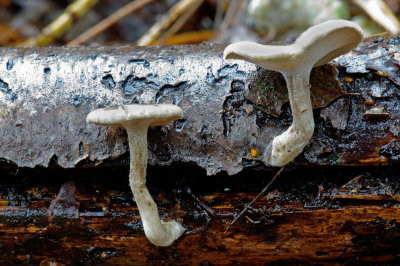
[0,165,400,264]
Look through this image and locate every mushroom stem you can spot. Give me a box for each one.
[123,120,185,247]
[223,20,364,167]
[268,68,314,166]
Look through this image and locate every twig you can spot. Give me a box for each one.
[185,187,215,216]
[17,0,98,47]
[68,0,153,46]
[158,0,204,45]
[183,187,214,235]
[136,0,201,46]
[224,166,285,233]
[213,0,248,41]
[213,0,224,31]
[215,0,240,36]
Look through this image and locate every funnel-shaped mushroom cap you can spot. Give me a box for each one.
[223,20,364,71]
[87,104,183,127]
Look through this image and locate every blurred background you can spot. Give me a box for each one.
[1,0,400,47]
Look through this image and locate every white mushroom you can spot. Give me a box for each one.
[87,104,185,246]
[223,20,364,167]
[352,0,400,35]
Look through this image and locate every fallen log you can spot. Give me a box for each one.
[0,36,399,175]
[0,165,399,264]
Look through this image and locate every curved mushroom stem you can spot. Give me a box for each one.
[123,121,185,247]
[267,68,315,166]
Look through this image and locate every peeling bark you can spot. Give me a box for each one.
[0,36,399,175]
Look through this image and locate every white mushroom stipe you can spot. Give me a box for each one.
[87,104,185,247]
[223,20,364,167]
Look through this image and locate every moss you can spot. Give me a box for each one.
[250,71,277,97]
[329,150,342,165]
[259,85,276,96]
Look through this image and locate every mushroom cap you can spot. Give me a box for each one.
[87,104,183,127]
[223,20,364,71]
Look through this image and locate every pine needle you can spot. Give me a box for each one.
[158,0,204,45]
[17,0,98,47]
[136,0,202,46]
[68,0,153,46]
[224,166,285,233]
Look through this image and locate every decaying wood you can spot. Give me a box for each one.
[0,166,399,264]
[0,36,399,175]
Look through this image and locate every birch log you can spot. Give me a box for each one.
[0,36,399,175]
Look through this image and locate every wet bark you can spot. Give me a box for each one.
[0,166,400,264]
[0,36,399,175]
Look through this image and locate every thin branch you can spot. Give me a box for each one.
[212,0,248,41]
[158,0,204,45]
[68,0,153,46]
[213,0,224,31]
[224,166,285,233]
[136,0,201,46]
[17,0,98,47]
